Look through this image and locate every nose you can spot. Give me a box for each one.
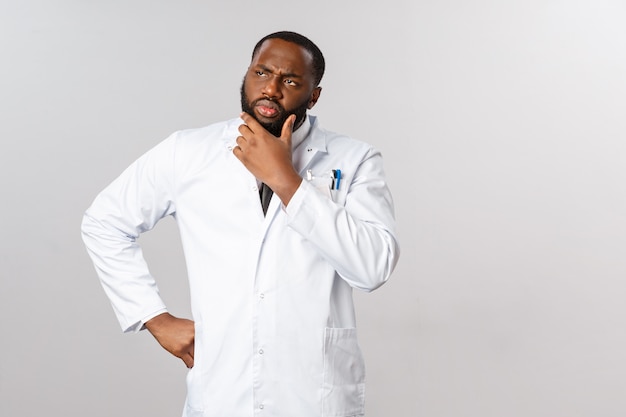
[261,76,282,100]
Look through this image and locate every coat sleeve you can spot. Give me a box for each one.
[81,134,178,332]
[284,146,400,292]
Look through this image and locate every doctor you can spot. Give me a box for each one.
[82,31,399,417]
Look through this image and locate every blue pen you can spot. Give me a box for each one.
[335,169,341,190]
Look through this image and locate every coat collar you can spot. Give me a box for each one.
[292,115,327,174]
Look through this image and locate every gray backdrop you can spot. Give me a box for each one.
[1,1,625,416]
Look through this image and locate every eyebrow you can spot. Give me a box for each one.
[256,64,303,79]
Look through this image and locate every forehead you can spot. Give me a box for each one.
[251,38,314,75]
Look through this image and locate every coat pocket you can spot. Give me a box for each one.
[322,327,366,417]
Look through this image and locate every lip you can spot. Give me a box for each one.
[254,99,280,118]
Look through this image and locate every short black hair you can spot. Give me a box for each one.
[252,31,325,86]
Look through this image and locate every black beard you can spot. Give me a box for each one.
[240,79,310,137]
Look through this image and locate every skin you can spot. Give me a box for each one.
[145,38,322,368]
[145,313,195,368]
[235,38,321,206]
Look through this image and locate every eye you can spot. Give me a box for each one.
[255,70,266,77]
[285,79,297,86]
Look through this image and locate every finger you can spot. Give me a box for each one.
[183,353,194,369]
[280,114,296,145]
[236,136,247,147]
[280,114,296,137]
[238,123,253,136]
[240,112,263,133]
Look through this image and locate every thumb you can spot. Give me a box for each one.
[280,114,296,143]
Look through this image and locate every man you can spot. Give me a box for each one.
[82,31,399,417]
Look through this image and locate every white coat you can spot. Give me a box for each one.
[82,115,400,417]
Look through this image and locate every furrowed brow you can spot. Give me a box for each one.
[257,64,302,79]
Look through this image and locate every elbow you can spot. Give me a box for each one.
[81,211,105,245]
[357,277,389,293]
[81,212,94,241]
[352,237,401,293]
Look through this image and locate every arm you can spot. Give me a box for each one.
[232,114,399,291]
[285,147,400,292]
[145,312,195,368]
[81,134,195,366]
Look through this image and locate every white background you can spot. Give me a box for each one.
[1,1,625,416]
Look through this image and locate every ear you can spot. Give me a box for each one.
[307,86,322,109]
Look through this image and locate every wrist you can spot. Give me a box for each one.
[144,312,173,334]
[271,171,302,207]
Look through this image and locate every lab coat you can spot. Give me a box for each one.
[82,115,400,417]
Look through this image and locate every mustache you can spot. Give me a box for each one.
[251,97,285,113]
